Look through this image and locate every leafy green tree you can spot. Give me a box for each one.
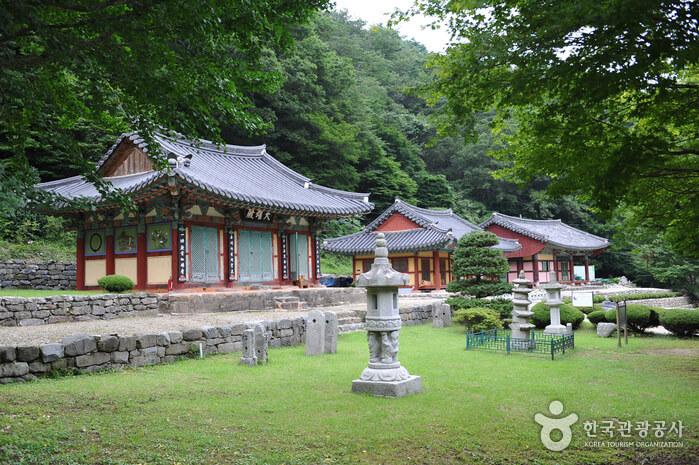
[404,0,699,257]
[447,231,512,298]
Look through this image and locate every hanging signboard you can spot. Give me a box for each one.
[243,208,272,222]
[572,291,594,307]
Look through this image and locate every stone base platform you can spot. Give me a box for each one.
[351,375,422,398]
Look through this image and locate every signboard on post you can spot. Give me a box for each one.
[572,291,594,308]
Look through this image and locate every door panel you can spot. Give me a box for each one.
[190,226,219,283]
[289,233,309,280]
[239,230,273,282]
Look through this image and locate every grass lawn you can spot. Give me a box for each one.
[0,289,105,298]
[0,326,697,465]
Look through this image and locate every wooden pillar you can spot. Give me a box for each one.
[105,230,115,276]
[532,254,539,284]
[433,251,442,290]
[136,221,147,290]
[352,256,357,283]
[569,256,575,283]
[584,255,590,282]
[171,223,179,289]
[413,255,420,290]
[553,252,559,282]
[76,233,85,290]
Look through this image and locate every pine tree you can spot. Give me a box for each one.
[447,231,512,298]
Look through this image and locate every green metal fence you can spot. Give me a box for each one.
[465,329,574,360]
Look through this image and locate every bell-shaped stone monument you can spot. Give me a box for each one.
[351,233,422,397]
[541,272,567,335]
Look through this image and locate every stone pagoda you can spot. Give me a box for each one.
[510,270,535,343]
[541,272,567,335]
[351,233,422,397]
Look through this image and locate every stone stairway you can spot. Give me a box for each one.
[333,307,366,333]
[273,296,307,311]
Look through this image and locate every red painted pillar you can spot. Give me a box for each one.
[570,256,575,283]
[532,254,539,284]
[433,251,442,290]
[137,231,147,290]
[105,232,115,276]
[584,255,590,282]
[76,235,85,290]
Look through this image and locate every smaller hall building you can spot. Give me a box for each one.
[323,199,520,290]
[481,212,609,284]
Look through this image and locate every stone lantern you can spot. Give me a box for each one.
[541,272,567,335]
[351,233,422,397]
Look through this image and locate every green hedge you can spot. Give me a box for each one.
[660,309,699,337]
[447,296,513,320]
[603,304,662,333]
[531,302,585,330]
[588,310,607,326]
[453,307,503,332]
[564,292,681,305]
[97,274,134,293]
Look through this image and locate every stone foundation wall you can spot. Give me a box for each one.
[0,260,76,289]
[0,317,305,384]
[0,293,166,327]
[631,296,693,309]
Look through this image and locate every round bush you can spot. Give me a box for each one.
[532,302,585,329]
[97,274,134,293]
[453,307,503,332]
[660,309,699,337]
[588,310,607,326]
[446,296,513,320]
[604,304,661,333]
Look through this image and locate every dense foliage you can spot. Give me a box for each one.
[453,307,503,332]
[531,302,585,330]
[603,304,662,334]
[587,310,608,326]
[404,0,699,259]
[97,275,134,293]
[660,309,699,337]
[446,296,513,321]
[447,231,511,297]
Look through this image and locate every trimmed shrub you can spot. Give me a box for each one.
[588,310,607,326]
[453,307,503,332]
[447,296,513,320]
[660,309,699,337]
[608,292,680,302]
[532,302,585,330]
[603,304,661,333]
[97,274,134,293]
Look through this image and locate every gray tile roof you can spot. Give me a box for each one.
[37,133,373,217]
[480,212,609,251]
[323,226,453,254]
[323,199,521,255]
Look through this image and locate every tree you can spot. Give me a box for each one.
[0,0,329,187]
[447,231,511,298]
[402,0,699,257]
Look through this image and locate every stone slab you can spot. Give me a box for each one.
[351,375,422,398]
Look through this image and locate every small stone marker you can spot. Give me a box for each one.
[305,310,325,356]
[240,323,269,366]
[324,312,338,354]
[597,322,617,337]
[240,328,257,366]
[432,303,452,328]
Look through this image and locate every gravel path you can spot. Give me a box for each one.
[0,310,310,346]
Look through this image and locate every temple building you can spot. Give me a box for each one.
[480,212,609,284]
[36,132,372,290]
[323,199,521,291]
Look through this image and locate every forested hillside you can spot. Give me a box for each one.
[0,9,696,294]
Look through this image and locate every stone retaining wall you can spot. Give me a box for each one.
[0,260,76,289]
[631,296,694,309]
[0,293,166,327]
[0,317,305,384]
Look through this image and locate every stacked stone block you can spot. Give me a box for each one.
[0,317,306,383]
[0,293,167,327]
[0,260,76,289]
